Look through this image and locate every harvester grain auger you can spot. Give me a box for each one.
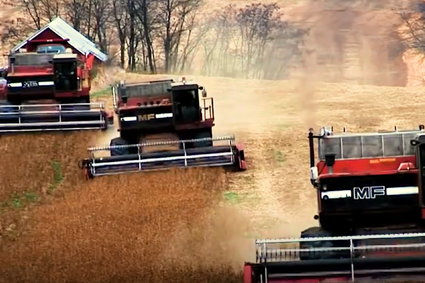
[80,79,246,178]
[244,126,425,282]
[0,41,112,133]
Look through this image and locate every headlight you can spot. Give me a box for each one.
[8,82,23,88]
[155,113,173,119]
[120,116,137,122]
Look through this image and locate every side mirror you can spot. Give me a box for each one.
[202,89,207,98]
[411,140,420,146]
[324,154,336,167]
[119,84,127,103]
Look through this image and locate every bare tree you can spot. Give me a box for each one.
[177,10,206,73]
[40,0,61,22]
[200,3,304,79]
[20,0,61,29]
[157,0,203,72]
[236,3,281,77]
[399,2,425,52]
[81,0,95,41]
[134,0,157,73]
[14,0,303,77]
[200,5,237,76]
[126,0,138,71]
[64,0,88,31]
[91,0,111,53]
[112,0,129,68]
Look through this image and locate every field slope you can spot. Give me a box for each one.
[1,74,425,281]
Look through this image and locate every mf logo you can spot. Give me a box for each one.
[353,186,386,200]
[138,114,155,121]
[23,81,38,88]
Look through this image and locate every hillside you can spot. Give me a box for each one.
[1,72,425,281]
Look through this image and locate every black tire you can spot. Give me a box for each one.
[299,227,349,260]
[192,130,213,148]
[110,137,130,156]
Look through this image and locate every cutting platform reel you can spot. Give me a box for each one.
[246,232,425,283]
[0,102,110,133]
[80,135,246,178]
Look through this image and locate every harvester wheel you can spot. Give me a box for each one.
[193,130,213,148]
[300,227,348,260]
[110,137,130,156]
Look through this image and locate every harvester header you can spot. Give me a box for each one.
[245,232,425,282]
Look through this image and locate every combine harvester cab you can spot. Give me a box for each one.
[80,79,246,178]
[244,126,425,282]
[0,41,112,133]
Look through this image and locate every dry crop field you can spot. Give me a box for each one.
[2,74,425,282]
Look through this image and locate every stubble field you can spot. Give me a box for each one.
[1,74,425,282]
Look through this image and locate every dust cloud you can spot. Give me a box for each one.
[288,0,413,86]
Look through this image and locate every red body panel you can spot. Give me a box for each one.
[6,57,90,100]
[317,155,417,178]
[7,67,53,77]
[0,79,6,99]
[119,96,172,109]
[243,264,253,283]
[266,278,349,283]
[236,144,247,170]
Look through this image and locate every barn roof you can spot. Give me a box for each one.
[12,17,108,62]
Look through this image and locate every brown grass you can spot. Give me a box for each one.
[0,153,236,281]
[0,132,94,201]
[0,123,243,282]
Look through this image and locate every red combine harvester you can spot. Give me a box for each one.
[244,126,425,282]
[80,79,246,177]
[0,39,111,133]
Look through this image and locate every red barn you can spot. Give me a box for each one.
[12,17,107,64]
[0,17,108,107]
